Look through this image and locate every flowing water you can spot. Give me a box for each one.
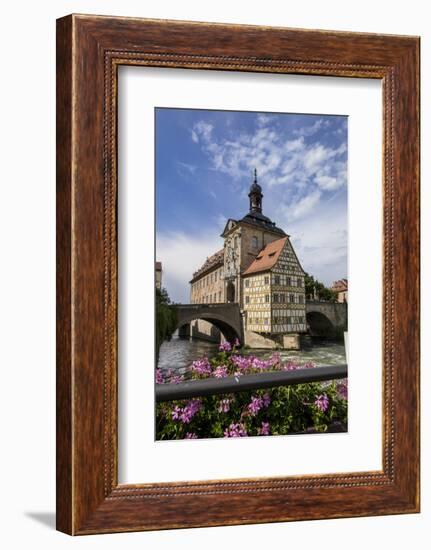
[157,332,346,375]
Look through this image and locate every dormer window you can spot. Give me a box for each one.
[252,236,258,249]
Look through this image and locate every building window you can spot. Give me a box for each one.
[264,276,269,285]
[218,291,221,301]
[245,279,250,288]
[287,276,291,286]
[298,295,304,304]
[264,318,269,325]
[274,275,280,285]
[289,294,295,303]
[215,271,217,282]
[265,294,270,303]
[252,236,258,249]
[280,293,285,303]
[298,278,303,287]
[273,293,279,303]
[245,296,250,304]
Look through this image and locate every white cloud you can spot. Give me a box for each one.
[303,144,328,172]
[293,118,327,137]
[285,137,305,153]
[288,190,322,221]
[256,113,272,127]
[157,230,223,303]
[314,174,339,191]
[191,118,347,201]
[176,161,196,177]
[287,195,348,286]
[185,114,348,288]
[191,120,214,144]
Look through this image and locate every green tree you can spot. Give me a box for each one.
[156,287,177,358]
[304,272,336,302]
[304,272,316,300]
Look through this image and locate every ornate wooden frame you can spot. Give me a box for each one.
[56,14,420,535]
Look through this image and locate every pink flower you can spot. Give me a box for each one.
[315,394,329,412]
[231,354,253,371]
[258,422,270,436]
[234,338,240,347]
[248,396,263,416]
[180,399,202,423]
[170,374,184,384]
[171,400,202,423]
[224,423,248,438]
[213,365,228,378]
[185,432,198,439]
[336,381,348,400]
[191,357,212,376]
[282,361,299,371]
[219,341,232,352]
[262,393,271,408]
[171,406,182,420]
[155,369,164,384]
[218,398,231,413]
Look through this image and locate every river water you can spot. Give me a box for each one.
[157,332,347,375]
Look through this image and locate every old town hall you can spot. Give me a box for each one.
[190,170,307,347]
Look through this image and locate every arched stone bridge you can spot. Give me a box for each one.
[306,301,347,337]
[173,303,243,343]
[171,301,347,342]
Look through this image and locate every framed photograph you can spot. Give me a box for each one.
[56,14,420,534]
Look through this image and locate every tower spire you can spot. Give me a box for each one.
[248,167,263,214]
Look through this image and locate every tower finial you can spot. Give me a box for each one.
[248,169,263,214]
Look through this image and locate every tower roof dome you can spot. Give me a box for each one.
[248,168,262,195]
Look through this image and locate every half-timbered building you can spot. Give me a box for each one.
[189,170,307,343]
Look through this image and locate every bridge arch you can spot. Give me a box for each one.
[173,304,243,344]
[305,301,347,337]
[306,311,335,337]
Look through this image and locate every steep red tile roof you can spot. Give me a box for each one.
[191,249,224,281]
[243,237,288,276]
[331,279,348,292]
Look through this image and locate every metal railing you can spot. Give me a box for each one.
[156,364,347,402]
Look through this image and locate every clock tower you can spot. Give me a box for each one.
[248,168,263,213]
[220,169,286,306]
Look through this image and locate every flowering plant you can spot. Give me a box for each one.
[156,341,347,440]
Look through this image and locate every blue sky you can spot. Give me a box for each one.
[156,108,348,303]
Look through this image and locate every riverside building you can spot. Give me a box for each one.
[189,170,306,347]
